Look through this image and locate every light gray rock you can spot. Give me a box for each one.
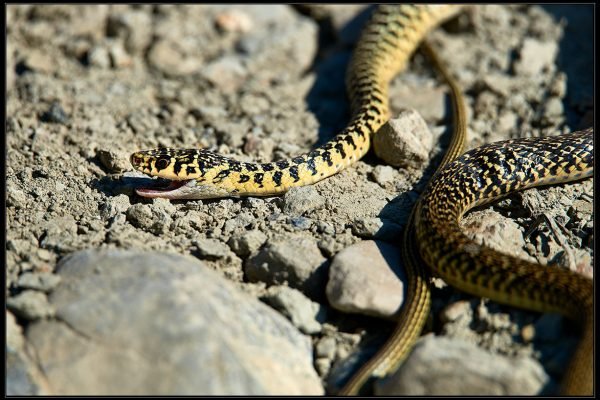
[283,186,325,215]
[40,216,78,253]
[6,185,28,208]
[375,335,548,395]
[315,336,337,359]
[87,45,111,69]
[514,38,558,76]
[7,290,55,320]
[26,249,323,395]
[461,209,535,262]
[147,38,203,77]
[100,194,131,219]
[97,149,130,173]
[15,272,61,292]
[543,97,564,118]
[245,235,328,300]
[200,56,247,93]
[6,311,49,395]
[227,230,267,257]
[194,238,231,260]
[126,203,172,234]
[373,109,433,169]
[326,240,406,318]
[125,203,154,229]
[370,165,396,186]
[351,217,403,241]
[390,84,448,122]
[107,9,153,53]
[262,286,325,334]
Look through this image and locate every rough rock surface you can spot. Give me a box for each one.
[26,249,323,395]
[374,334,549,395]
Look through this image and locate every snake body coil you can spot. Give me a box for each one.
[130,4,593,396]
[415,128,593,395]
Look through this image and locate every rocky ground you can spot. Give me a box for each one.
[6,4,593,395]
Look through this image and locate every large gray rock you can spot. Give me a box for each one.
[25,249,322,395]
[374,334,548,395]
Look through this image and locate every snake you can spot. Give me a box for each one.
[129,4,594,396]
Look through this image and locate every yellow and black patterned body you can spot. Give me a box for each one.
[415,128,594,395]
[130,5,462,199]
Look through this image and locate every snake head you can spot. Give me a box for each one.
[130,148,232,199]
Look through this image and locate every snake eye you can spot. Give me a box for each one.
[155,157,170,170]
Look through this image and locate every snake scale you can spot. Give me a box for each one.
[130,5,594,396]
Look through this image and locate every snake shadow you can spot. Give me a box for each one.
[301,5,376,148]
[541,5,593,129]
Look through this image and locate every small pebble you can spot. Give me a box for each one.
[227,230,267,257]
[283,186,325,216]
[370,165,395,186]
[215,9,253,33]
[40,101,69,124]
[194,238,231,260]
[373,109,433,169]
[97,149,130,173]
[514,38,558,76]
[245,235,327,299]
[7,290,55,320]
[262,286,324,334]
[16,272,61,292]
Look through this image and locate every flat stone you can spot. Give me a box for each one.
[27,249,323,395]
[326,240,406,318]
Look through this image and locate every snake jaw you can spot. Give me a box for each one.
[134,178,234,200]
[134,179,196,199]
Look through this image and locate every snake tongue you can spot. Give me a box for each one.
[135,179,192,199]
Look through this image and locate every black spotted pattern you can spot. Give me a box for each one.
[334,142,346,159]
[276,160,289,169]
[289,166,300,182]
[321,151,333,166]
[213,169,231,183]
[273,170,283,186]
[253,172,264,187]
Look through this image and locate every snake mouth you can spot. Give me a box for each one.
[134,179,195,199]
